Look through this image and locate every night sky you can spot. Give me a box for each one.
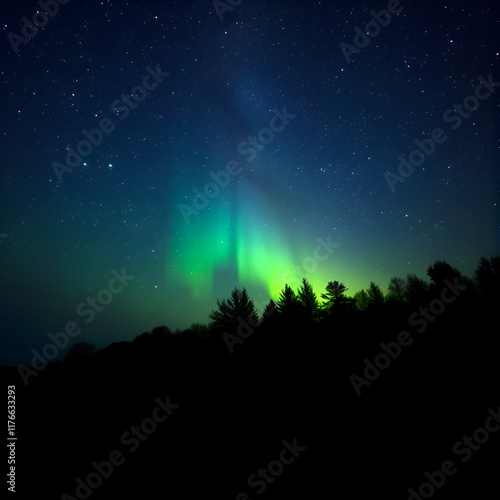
[1,0,498,365]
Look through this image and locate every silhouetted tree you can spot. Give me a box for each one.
[133,326,171,344]
[367,282,385,310]
[151,325,171,337]
[297,278,320,321]
[209,287,258,332]
[261,299,277,324]
[64,341,96,363]
[474,256,500,301]
[276,284,300,321]
[427,260,468,290]
[189,323,210,338]
[320,280,355,317]
[353,289,369,311]
[387,277,407,303]
[405,273,429,305]
[133,331,150,343]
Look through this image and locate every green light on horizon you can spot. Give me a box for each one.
[235,218,297,298]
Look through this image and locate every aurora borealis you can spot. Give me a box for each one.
[1,0,499,365]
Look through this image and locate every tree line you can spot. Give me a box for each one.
[207,256,499,334]
[64,255,498,361]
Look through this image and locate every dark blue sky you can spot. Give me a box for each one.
[1,0,499,365]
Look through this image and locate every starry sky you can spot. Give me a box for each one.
[1,0,499,365]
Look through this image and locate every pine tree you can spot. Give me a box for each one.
[297,278,319,321]
[320,281,354,317]
[261,299,277,324]
[209,288,258,332]
[353,289,369,311]
[276,284,300,321]
[387,277,407,303]
[475,256,500,298]
[367,282,385,309]
[405,273,429,305]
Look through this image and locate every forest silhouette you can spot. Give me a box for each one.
[7,255,500,499]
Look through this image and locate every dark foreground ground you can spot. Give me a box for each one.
[2,292,499,499]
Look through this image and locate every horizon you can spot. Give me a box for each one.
[3,253,492,367]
